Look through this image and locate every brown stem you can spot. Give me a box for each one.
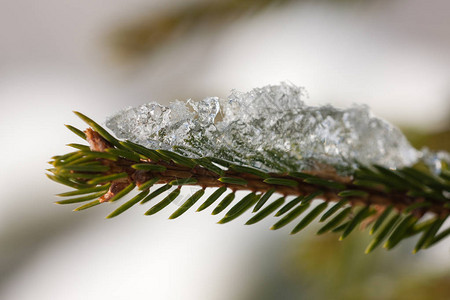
[85,128,448,216]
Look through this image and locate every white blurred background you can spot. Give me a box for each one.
[1,0,449,299]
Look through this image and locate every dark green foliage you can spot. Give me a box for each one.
[263,178,298,187]
[370,205,394,235]
[55,152,83,165]
[331,221,350,233]
[140,184,172,204]
[218,177,248,186]
[413,217,447,253]
[73,111,122,149]
[156,150,197,168]
[207,157,231,168]
[138,177,160,191]
[253,188,276,212]
[74,199,101,211]
[88,173,128,185]
[109,183,135,202]
[59,164,110,172]
[56,183,110,197]
[301,191,324,204]
[246,197,285,225]
[291,202,328,234]
[320,198,348,222]
[289,171,316,179]
[64,124,86,140]
[404,202,431,213]
[169,178,198,186]
[106,148,140,162]
[338,190,368,198]
[340,206,373,240]
[197,186,227,212]
[145,188,181,215]
[120,140,161,161]
[212,192,235,215]
[107,190,149,218]
[55,191,107,205]
[229,164,269,178]
[67,143,90,151]
[384,215,418,250]
[275,196,303,216]
[47,112,450,253]
[427,223,450,248]
[83,151,118,161]
[46,174,91,189]
[317,207,352,235]
[303,177,346,190]
[407,218,436,236]
[131,164,167,172]
[194,158,225,176]
[365,214,401,254]
[169,189,205,219]
[271,202,311,230]
[219,193,259,224]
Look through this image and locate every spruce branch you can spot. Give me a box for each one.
[47,112,450,254]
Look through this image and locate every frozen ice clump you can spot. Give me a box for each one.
[106,83,422,173]
[421,148,450,175]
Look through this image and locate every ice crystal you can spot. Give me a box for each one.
[106,83,423,173]
[421,148,450,175]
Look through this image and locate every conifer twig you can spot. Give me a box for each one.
[47,112,450,254]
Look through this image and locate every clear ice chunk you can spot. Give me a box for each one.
[106,83,436,174]
[421,148,450,175]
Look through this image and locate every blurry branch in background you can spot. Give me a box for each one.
[0,212,83,290]
[109,0,362,62]
[271,232,450,299]
[403,110,450,153]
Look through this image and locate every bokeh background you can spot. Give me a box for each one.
[1,0,449,299]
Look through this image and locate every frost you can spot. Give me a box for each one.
[421,148,450,175]
[106,83,426,173]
